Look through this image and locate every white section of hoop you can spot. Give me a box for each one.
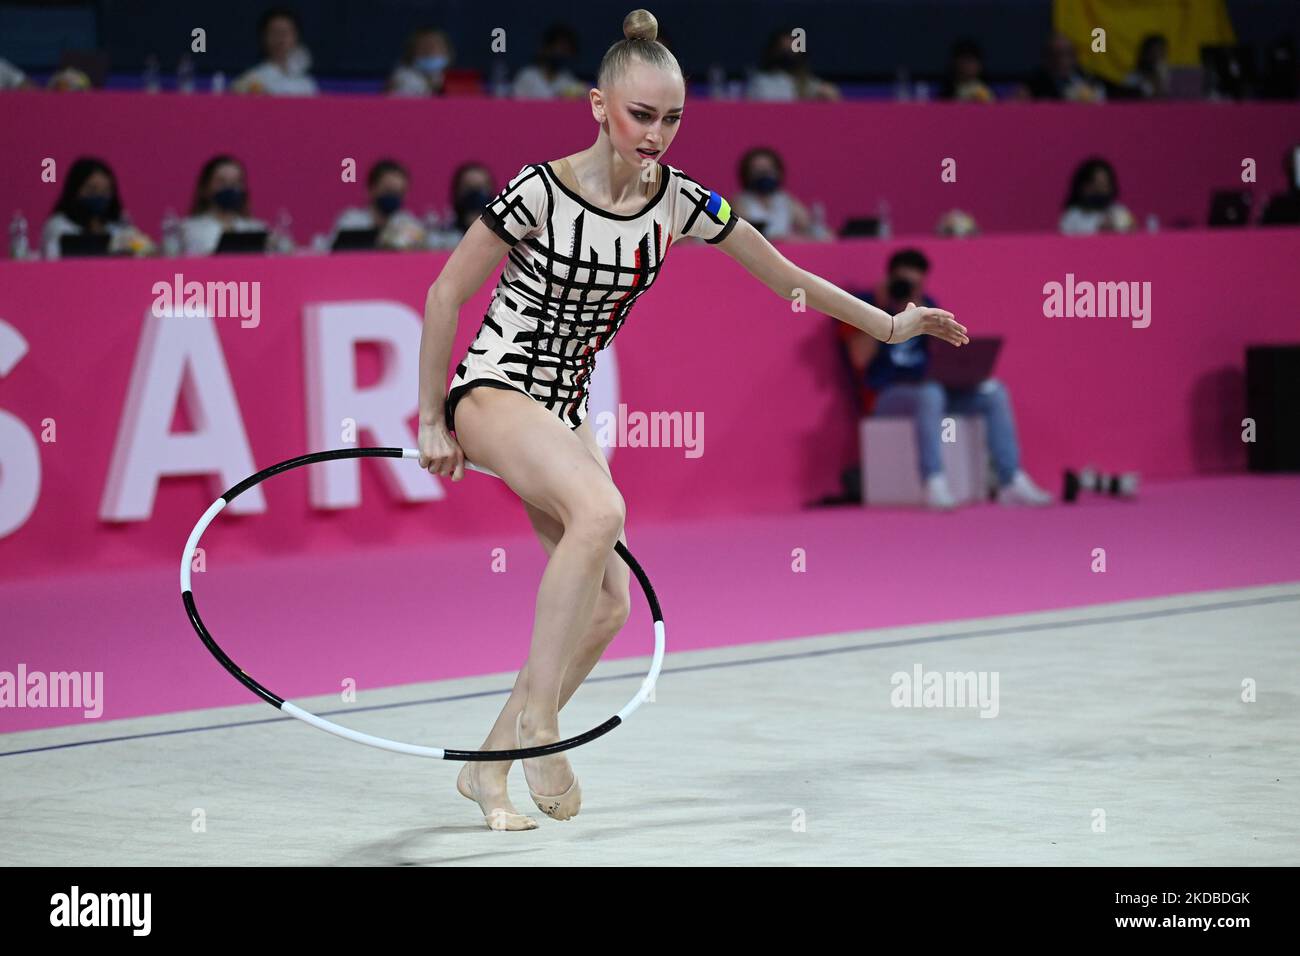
[181,497,228,592]
[401,446,500,480]
[616,619,665,722]
[281,702,446,758]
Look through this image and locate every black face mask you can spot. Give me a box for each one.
[747,174,781,196]
[1079,193,1112,210]
[888,277,914,301]
[75,195,112,220]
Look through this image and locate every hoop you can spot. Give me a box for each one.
[180,446,665,760]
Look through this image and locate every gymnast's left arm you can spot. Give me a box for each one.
[714,219,969,347]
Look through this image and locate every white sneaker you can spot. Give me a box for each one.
[925,473,957,510]
[997,469,1053,506]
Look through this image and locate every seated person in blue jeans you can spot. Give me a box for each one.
[838,248,1052,509]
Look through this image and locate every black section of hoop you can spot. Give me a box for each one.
[185,446,663,760]
[183,590,284,709]
[444,715,624,761]
[221,447,405,502]
[615,539,662,623]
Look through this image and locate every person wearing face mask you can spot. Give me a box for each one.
[732,147,829,242]
[389,27,454,97]
[746,26,840,102]
[332,159,426,250]
[233,8,318,97]
[838,249,1052,509]
[181,155,269,256]
[1059,157,1135,235]
[426,162,498,250]
[513,24,586,99]
[42,157,155,259]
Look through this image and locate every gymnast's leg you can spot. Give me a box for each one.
[451,386,625,821]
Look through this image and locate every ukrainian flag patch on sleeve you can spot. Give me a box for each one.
[705,189,732,223]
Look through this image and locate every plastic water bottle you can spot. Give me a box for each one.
[211,71,226,94]
[811,200,828,239]
[177,54,195,94]
[708,63,725,99]
[272,208,295,253]
[894,67,911,101]
[161,207,182,257]
[1145,213,1160,233]
[489,60,509,98]
[877,199,892,239]
[9,210,30,260]
[914,80,931,101]
[143,55,161,93]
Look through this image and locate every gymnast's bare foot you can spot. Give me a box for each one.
[456,760,538,831]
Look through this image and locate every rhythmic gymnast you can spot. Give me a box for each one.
[417,8,969,830]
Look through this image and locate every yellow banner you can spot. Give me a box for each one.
[1054,0,1236,82]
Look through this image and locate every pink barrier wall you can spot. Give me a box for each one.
[2,228,1297,583]
[3,92,1299,241]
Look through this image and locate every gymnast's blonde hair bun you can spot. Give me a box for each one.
[623,9,659,42]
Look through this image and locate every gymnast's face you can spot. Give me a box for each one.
[594,60,685,174]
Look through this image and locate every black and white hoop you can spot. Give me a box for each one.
[180,446,665,760]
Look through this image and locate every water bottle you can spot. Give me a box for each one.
[143,55,161,93]
[211,71,226,94]
[177,54,195,94]
[1145,213,1160,233]
[894,67,911,102]
[161,207,182,257]
[708,63,725,99]
[9,210,30,260]
[877,199,892,239]
[914,80,931,102]
[273,208,295,253]
[810,201,828,239]
[490,60,509,98]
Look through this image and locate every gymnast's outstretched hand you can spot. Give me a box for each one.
[418,420,466,480]
[891,301,969,347]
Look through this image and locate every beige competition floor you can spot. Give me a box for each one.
[2,582,1297,866]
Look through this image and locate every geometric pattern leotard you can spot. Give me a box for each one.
[444,159,741,433]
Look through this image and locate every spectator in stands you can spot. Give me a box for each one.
[181,155,269,255]
[940,38,995,102]
[1020,33,1105,102]
[1121,34,1171,99]
[746,27,840,101]
[234,8,318,96]
[388,27,454,96]
[42,157,155,259]
[331,159,426,249]
[732,147,831,242]
[513,23,586,99]
[837,248,1051,509]
[1059,157,1135,234]
[0,56,33,89]
[1260,144,1300,225]
[427,162,498,248]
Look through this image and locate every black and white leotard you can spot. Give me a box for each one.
[444,160,740,433]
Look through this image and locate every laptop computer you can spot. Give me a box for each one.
[331,228,379,252]
[1208,190,1252,227]
[927,336,1002,390]
[214,230,269,254]
[59,233,112,257]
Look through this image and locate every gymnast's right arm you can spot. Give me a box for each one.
[417,218,511,479]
